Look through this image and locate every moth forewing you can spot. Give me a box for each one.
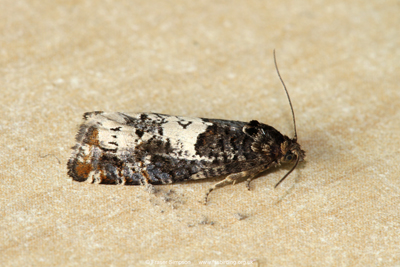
[68,112,305,203]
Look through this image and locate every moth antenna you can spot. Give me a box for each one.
[273,50,297,141]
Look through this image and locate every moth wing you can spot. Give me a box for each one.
[69,112,271,184]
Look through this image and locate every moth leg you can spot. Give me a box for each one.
[204,167,263,204]
[246,162,273,190]
[245,177,255,191]
[244,171,264,191]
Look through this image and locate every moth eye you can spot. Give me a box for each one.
[285,154,294,161]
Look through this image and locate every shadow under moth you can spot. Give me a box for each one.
[67,52,305,204]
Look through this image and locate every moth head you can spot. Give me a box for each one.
[274,137,306,188]
[280,138,305,164]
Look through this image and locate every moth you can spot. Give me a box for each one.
[67,52,305,204]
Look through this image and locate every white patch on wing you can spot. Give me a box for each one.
[83,112,214,162]
[145,113,213,161]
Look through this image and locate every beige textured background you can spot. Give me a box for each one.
[1,0,399,266]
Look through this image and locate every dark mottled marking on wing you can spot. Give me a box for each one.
[137,136,174,155]
[83,111,103,120]
[121,113,138,125]
[144,154,208,183]
[135,129,144,138]
[177,120,192,129]
[100,147,118,153]
[140,114,148,121]
[118,113,170,137]
[98,154,124,184]
[195,119,254,160]
[243,120,260,136]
